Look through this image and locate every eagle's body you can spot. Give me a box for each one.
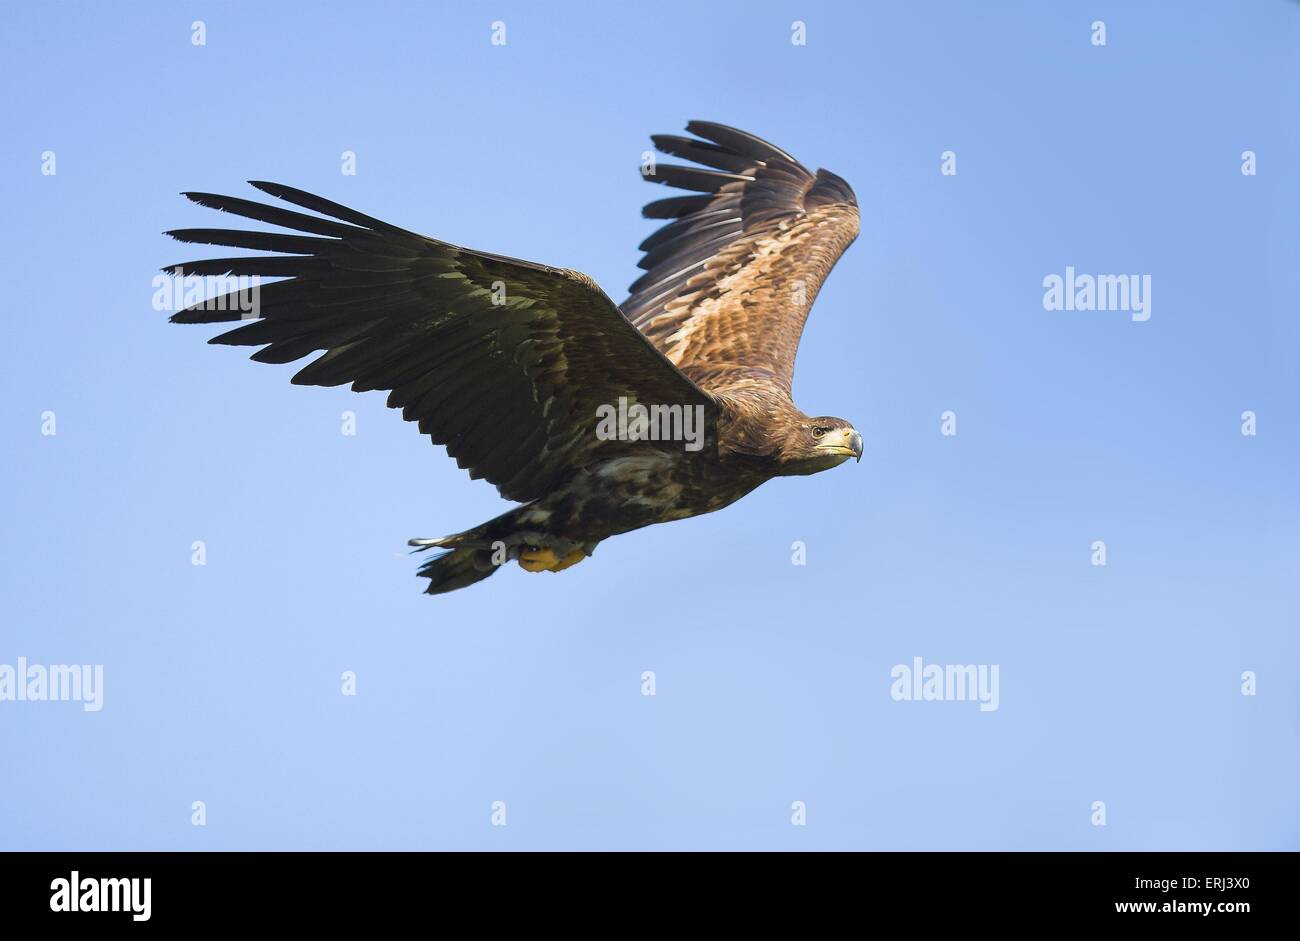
[454,449,768,559]
[168,122,863,593]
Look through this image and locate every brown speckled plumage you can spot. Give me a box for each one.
[167,122,862,593]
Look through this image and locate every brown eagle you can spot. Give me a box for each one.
[167,121,862,593]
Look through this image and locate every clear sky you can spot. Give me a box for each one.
[1,0,1296,850]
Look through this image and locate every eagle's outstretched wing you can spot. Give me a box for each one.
[166,182,715,503]
[623,121,860,395]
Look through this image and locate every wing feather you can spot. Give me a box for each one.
[167,184,715,503]
[624,122,860,395]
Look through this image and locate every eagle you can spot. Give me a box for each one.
[166,121,862,593]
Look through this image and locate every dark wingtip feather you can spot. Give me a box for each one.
[644,164,753,194]
[684,120,800,165]
[641,194,714,219]
[169,305,244,325]
[246,180,404,233]
[650,134,756,174]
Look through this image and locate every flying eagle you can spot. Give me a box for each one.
[166,121,862,593]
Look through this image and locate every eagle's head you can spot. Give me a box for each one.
[776,415,863,475]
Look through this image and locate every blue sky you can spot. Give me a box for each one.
[1,0,1296,850]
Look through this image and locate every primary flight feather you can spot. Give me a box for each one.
[166,121,862,593]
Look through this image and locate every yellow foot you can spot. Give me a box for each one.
[517,548,586,573]
[518,548,559,572]
[549,549,586,572]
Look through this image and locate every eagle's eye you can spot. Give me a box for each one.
[812,424,832,438]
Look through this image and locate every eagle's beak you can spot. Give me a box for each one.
[817,428,864,463]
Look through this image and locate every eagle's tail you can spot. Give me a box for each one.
[412,545,501,595]
[408,507,531,595]
[410,506,591,594]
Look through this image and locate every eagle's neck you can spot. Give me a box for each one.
[712,386,804,467]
